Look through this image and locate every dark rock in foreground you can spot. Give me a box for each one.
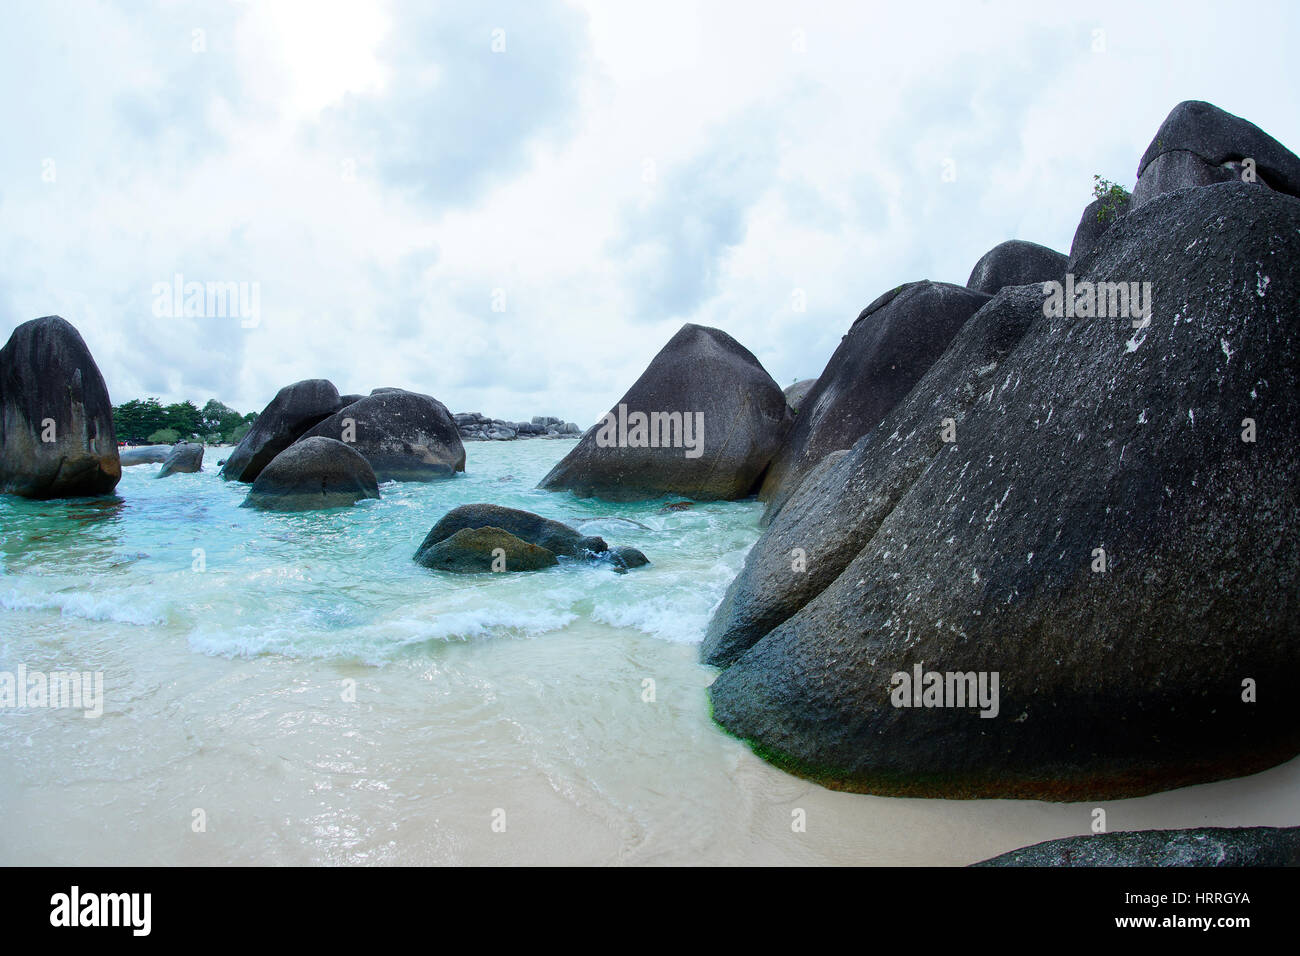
[1132,100,1300,208]
[974,827,1300,867]
[417,503,607,559]
[298,388,465,481]
[242,436,380,511]
[415,526,559,573]
[221,379,341,483]
[708,182,1300,800]
[0,316,120,498]
[540,324,790,502]
[758,282,990,521]
[156,442,204,478]
[965,239,1066,296]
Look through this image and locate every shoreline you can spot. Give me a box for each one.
[3,606,1298,866]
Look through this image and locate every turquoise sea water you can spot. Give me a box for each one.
[0,440,759,660]
[2,439,1298,865]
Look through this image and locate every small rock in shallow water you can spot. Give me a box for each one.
[156,442,204,478]
[242,436,380,511]
[415,526,558,573]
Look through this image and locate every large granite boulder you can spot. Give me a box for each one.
[708,181,1300,801]
[415,526,559,573]
[0,316,120,498]
[297,388,465,481]
[156,442,204,478]
[975,827,1300,867]
[704,284,1039,667]
[539,324,790,502]
[242,436,380,511]
[757,282,990,521]
[965,240,1067,296]
[119,444,171,466]
[416,503,607,560]
[220,379,341,482]
[1132,100,1300,208]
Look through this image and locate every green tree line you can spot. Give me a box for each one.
[112,398,257,445]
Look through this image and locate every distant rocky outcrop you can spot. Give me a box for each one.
[975,827,1300,867]
[414,503,648,573]
[539,323,790,502]
[297,388,465,481]
[1132,100,1300,208]
[707,179,1300,801]
[221,379,341,483]
[242,436,380,511]
[454,412,581,441]
[0,316,120,498]
[156,442,203,478]
[757,282,990,522]
[965,240,1067,296]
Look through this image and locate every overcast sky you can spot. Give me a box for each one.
[2,0,1297,424]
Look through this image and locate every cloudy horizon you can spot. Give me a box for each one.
[2,0,1297,425]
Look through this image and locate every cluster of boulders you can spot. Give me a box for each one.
[413,503,648,573]
[697,100,1300,803]
[215,381,465,510]
[454,412,581,441]
[5,98,1299,829]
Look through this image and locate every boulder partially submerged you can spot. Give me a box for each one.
[414,503,649,573]
[242,436,380,511]
[0,316,120,498]
[156,442,204,478]
[539,324,790,502]
[414,526,559,573]
[221,379,342,482]
[416,503,607,559]
[118,444,171,466]
[297,388,465,481]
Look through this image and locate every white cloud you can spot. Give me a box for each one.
[1,0,1297,426]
